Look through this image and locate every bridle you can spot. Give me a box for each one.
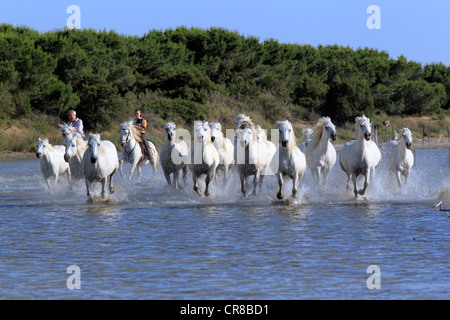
[122,129,137,156]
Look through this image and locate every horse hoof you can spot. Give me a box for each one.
[204,189,210,197]
[109,187,115,194]
[277,192,284,200]
[358,190,365,195]
[194,187,202,197]
[292,191,298,198]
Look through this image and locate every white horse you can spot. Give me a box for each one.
[119,120,158,180]
[234,118,269,197]
[82,133,119,198]
[271,120,306,199]
[305,117,337,186]
[36,138,71,191]
[298,128,313,153]
[384,128,414,189]
[255,124,277,173]
[63,129,88,187]
[160,122,189,189]
[339,115,381,198]
[210,122,234,181]
[188,121,220,197]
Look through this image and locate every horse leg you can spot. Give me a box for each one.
[346,173,352,191]
[321,167,330,187]
[163,169,172,187]
[129,162,137,181]
[119,158,124,178]
[85,178,92,198]
[276,171,284,199]
[173,170,180,190]
[193,174,202,196]
[240,173,247,197]
[204,174,211,197]
[292,171,302,198]
[204,165,217,197]
[311,167,320,184]
[45,177,52,192]
[66,167,72,188]
[359,171,370,196]
[101,177,107,198]
[252,170,261,196]
[137,166,142,181]
[109,172,115,194]
[182,166,187,188]
[258,174,265,194]
[223,165,229,183]
[404,170,410,186]
[395,170,402,189]
[352,174,359,198]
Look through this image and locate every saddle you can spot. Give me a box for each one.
[138,140,155,165]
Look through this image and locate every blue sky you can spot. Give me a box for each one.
[1,0,449,65]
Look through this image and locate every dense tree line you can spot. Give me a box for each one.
[0,24,449,132]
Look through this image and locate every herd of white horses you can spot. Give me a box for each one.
[36,114,450,200]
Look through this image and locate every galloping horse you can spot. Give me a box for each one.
[119,120,158,180]
[160,122,189,189]
[188,121,220,197]
[210,122,235,181]
[62,127,88,187]
[82,133,119,198]
[36,138,71,191]
[305,117,337,186]
[384,128,414,189]
[234,118,269,197]
[271,120,306,199]
[339,115,381,198]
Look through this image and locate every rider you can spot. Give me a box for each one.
[133,109,153,161]
[58,110,85,139]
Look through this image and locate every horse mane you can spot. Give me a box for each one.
[164,122,176,130]
[309,117,332,148]
[395,128,411,141]
[210,123,227,151]
[42,138,54,152]
[121,119,143,143]
[60,124,78,136]
[235,114,252,129]
[238,120,253,130]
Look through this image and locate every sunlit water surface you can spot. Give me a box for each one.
[0,149,448,299]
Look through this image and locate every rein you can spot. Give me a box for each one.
[123,130,137,156]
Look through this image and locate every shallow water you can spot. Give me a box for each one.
[0,149,448,299]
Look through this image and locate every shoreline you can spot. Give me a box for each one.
[1,141,449,161]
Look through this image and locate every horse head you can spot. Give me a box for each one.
[236,125,254,148]
[164,122,177,142]
[356,116,372,141]
[64,133,77,162]
[276,120,294,148]
[324,119,337,141]
[88,133,101,164]
[36,138,45,159]
[399,128,413,149]
[120,121,134,147]
[209,122,222,143]
[194,120,210,144]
